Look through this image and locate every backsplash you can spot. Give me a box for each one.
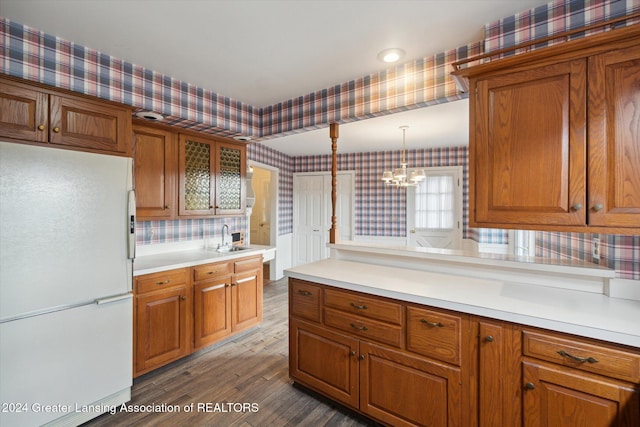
[136,217,246,246]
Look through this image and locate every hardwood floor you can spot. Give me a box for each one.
[83,278,374,427]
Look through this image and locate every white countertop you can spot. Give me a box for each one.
[285,258,640,348]
[134,245,273,276]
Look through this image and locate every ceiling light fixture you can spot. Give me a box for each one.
[381,126,425,187]
[135,111,163,121]
[377,48,405,63]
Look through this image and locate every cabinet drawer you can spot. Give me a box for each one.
[290,279,322,323]
[234,256,263,273]
[406,306,463,366]
[193,262,232,282]
[135,268,189,294]
[523,330,640,383]
[324,288,403,325]
[324,307,403,348]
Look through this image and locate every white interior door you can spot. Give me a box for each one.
[294,172,354,266]
[407,166,462,250]
[294,174,326,265]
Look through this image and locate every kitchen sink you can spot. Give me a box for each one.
[215,246,251,253]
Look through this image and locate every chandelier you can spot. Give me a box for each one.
[381,126,425,186]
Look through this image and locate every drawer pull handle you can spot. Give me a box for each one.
[350,302,367,310]
[349,302,367,310]
[297,290,312,296]
[420,319,444,328]
[524,382,535,390]
[207,270,219,275]
[156,280,171,285]
[557,350,598,364]
[350,323,368,331]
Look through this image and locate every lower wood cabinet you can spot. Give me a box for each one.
[290,278,640,427]
[290,318,359,407]
[522,360,640,427]
[134,255,263,377]
[134,268,190,376]
[289,279,469,427]
[360,341,461,427]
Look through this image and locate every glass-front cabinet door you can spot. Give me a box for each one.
[179,135,216,216]
[215,142,246,215]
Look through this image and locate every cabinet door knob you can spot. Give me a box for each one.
[164,205,170,209]
[349,351,356,356]
[572,203,583,211]
[524,382,535,390]
[38,124,45,131]
[358,354,365,360]
[180,295,187,301]
[53,127,60,133]
[593,203,604,212]
[484,335,494,343]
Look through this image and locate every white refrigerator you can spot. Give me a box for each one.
[0,141,135,427]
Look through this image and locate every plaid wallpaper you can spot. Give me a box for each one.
[0,19,260,139]
[484,0,640,55]
[1,1,637,278]
[247,143,295,235]
[293,146,489,240]
[259,43,481,140]
[136,216,247,246]
[0,16,479,142]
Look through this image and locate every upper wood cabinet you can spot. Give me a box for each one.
[178,134,246,218]
[133,125,178,219]
[454,26,640,234]
[0,78,132,155]
[587,44,640,228]
[133,123,247,220]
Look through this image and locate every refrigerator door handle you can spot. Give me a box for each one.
[127,190,136,260]
[96,294,132,305]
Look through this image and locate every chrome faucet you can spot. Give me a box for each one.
[220,224,229,248]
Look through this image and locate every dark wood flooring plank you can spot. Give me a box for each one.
[82,278,372,427]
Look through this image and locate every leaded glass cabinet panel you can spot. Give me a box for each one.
[179,136,215,216]
[215,142,246,215]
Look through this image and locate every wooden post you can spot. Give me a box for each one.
[329,123,339,244]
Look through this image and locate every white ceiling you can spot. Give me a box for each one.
[1,0,550,155]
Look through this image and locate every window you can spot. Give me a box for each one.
[415,174,455,230]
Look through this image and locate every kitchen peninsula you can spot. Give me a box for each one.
[286,242,640,426]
